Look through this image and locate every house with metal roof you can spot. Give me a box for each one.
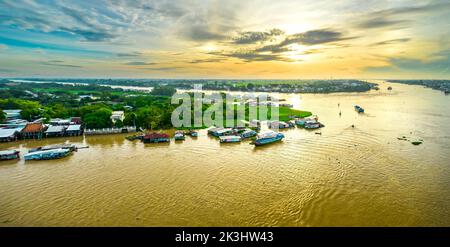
[0,127,22,142]
[65,124,82,136]
[45,125,66,137]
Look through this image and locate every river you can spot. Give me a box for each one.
[0,80,449,226]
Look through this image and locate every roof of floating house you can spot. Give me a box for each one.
[45,125,66,133]
[70,117,82,124]
[143,133,170,139]
[0,128,20,138]
[66,125,81,131]
[22,123,45,133]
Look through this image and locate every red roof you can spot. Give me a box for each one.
[22,123,45,133]
[143,133,169,139]
[71,117,82,124]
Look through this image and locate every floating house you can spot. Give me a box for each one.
[295,116,318,127]
[268,121,291,129]
[142,133,170,143]
[0,126,23,142]
[66,124,82,136]
[219,135,242,143]
[21,123,45,139]
[45,125,66,137]
[279,103,294,108]
[252,131,284,146]
[70,117,83,125]
[24,148,71,161]
[0,150,20,161]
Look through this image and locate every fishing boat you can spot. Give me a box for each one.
[251,131,284,146]
[208,127,233,137]
[174,131,185,141]
[142,133,170,143]
[354,105,365,113]
[24,148,71,161]
[188,129,198,137]
[29,144,78,153]
[268,121,291,129]
[0,150,20,161]
[240,129,257,138]
[295,115,318,127]
[219,135,242,143]
[304,120,324,129]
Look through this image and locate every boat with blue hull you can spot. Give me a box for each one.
[24,148,71,161]
[0,150,20,161]
[240,129,257,138]
[219,135,242,143]
[251,131,284,146]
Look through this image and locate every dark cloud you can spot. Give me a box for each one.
[280,29,354,46]
[42,61,82,68]
[60,28,117,42]
[254,44,291,53]
[357,17,409,29]
[141,67,179,71]
[124,61,157,65]
[210,51,292,62]
[117,52,142,57]
[188,58,226,63]
[370,38,411,46]
[232,28,284,44]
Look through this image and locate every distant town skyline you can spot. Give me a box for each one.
[0,0,449,79]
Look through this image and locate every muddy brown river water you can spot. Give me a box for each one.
[1,80,449,226]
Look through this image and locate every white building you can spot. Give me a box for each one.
[111,111,125,123]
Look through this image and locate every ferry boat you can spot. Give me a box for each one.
[24,148,71,161]
[354,105,365,113]
[142,133,170,143]
[219,135,242,143]
[251,131,284,146]
[174,131,185,141]
[240,129,257,138]
[0,150,20,161]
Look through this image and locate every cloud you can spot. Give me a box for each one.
[42,60,82,68]
[141,66,179,71]
[188,58,226,63]
[124,61,157,66]
[280,29,354,46]
[232,28,284,44]
[370,38,411,46]
[210,50,293,62]
[117,52,142,57]
[357,18,409,29]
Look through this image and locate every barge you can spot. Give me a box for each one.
[24,148,71,161]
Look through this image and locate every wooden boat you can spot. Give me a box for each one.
[240,129,257,138]
[251,131,284,146]
[142,133,170,143]
[174,131,185,141]
[208,127,233,137]
[29,144,77,153]
[188,129,198,137]
[268,121,291,129]
[304,121,324,129]
[295,115,318,127]
[0,150,20,161]
[387,86,392,90]
[24,148,71,161]
[219,135,241,143]
[126,134,144,141]
[354,105,364,113]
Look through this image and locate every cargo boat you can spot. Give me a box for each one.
[0,150,20,161]
[251,131,284,146]
[219,135,242,143]
[24,148,71,161]
[142,133,170,143]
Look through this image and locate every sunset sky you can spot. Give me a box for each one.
[0,0,449,79]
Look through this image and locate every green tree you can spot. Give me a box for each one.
[114,119,124,128]
[0,109,5,123]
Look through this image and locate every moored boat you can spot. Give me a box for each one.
[174,131,185,141]
[24,148,71,161]
[188,129,198,137]
[295,115,318,127]
[29,144,77,153]
[354,105,364,113]
[219,135,241,143]
[142,133,170,143]
[0,150,20,161]
[240,129,257,138]
[251,131,284,146]
[304,120,324,129]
